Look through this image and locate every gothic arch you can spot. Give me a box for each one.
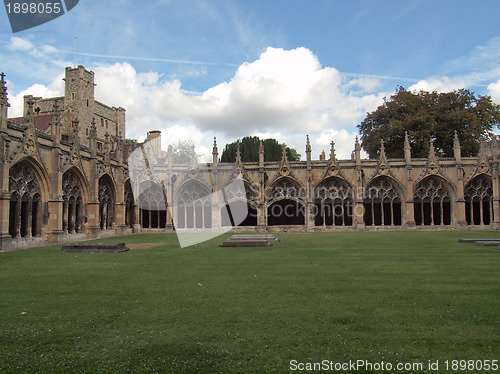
[62,169,85,234]
[414,176,453,226]
[266,177,306,205]
[267,177,306,226]
[11,156,50,201]
[174,180,213,229]
[98,174,115,230]
[314,176,354,227]
[464,175,493,226]
[138,180,167,229]
[63,166,90,202]
[219,180,259,227]
[8,161,44,238]
[363,176,403,226]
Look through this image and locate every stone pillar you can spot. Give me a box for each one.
[455,181,467,229]
[405,168,416,229]
[132,204,141,232]
[0,135,11,243]
[70,201,77,233]
[354,137,365,230]
[492,164,500,230]
[26,198,32,238]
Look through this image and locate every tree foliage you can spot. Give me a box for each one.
[357,87,500,158]
[220,136,301,162]
[171,140,199,163]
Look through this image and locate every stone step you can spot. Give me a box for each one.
[61,242,130,253]
[474,241,500,247]
[458,238,500,243]
[230,235,279,242]
[220,239,273,247]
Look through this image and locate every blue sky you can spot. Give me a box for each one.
[1,0,500,160]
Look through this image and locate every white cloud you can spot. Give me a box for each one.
[488,80,500,105]
[6,47,387,160]
[7,37,34,52]
[408,76,466,93]
[148,47,385,136]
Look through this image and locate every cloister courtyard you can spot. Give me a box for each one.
[1,231,499,373]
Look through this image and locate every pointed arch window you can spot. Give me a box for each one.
[414,177,451,226]
[98,175,115,230]
[220,181,259,227]
[62,171,84,233]
[9,162,42,238]
[314,177,353,227]
[363,178,402,226]
[267,178,305,226]
[465,176,493,226]
[138,180,166,229]
[175,182,212,229]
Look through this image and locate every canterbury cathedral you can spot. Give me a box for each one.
[0,65,499,251]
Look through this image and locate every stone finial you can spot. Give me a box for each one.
[0,72,10,108]
[454,131,461,163]
[26,97,35,121]
[454,131,460,148]
[429,138,436,160]
[212,137,218,164]
[330,140,336,161]
[379,139,387,162]
[355,136,361,164]
[190,143,197,165]
[236,140,242,164]
[281,143,288,161]
[306,135,311,152]
[404,131,411,163]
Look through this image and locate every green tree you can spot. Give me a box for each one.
[220,136,301,162]
[357,87,500,158]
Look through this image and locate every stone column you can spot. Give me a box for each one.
[70,201,77,233]
[26,198,32,238]
[14,199,21,238]
[404,168,416,229]
[133,205,141,232]
[492,164,500,230]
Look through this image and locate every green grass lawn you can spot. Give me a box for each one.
[1,231,499,373]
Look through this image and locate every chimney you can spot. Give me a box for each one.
[146,130,161,157]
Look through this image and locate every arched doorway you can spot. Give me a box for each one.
[414,177,452,226]
[314,177,353,227]
[175,181,212,229]
[267,178,305,226]
[9,162,43,238]
[465,176,493,226]
[220,181,259,227]
[363,177,402,226]
[62,170,84,234]
[98,174,115,230]
[138,180,166,229]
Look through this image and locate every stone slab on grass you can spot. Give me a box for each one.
[220,234,278,247]
[61,242,130,253]
[458,238,500,244]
